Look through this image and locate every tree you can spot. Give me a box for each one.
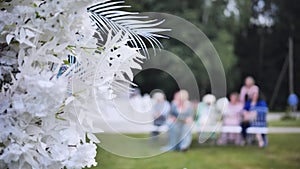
[235,0,300,110]
[127,0,240,100]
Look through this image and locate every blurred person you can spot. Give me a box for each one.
[163,90,194,151]
[129,88,152,113]
[151,92,170,137]
[240,76,259,103]
[216,97,229,113]
[241,92,268,147]
[130,88,141,98]
[196,94,219,143]
[172,91,180,105]
[218,93,243,145]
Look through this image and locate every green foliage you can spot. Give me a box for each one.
[126,0,299,110]
[235,0,300,110]
[126,0,242,99]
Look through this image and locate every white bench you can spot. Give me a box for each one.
[246,127,268,134]
[152,124,268,134]
[194,125,268,134]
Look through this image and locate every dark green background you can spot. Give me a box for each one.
[126,0,300,111]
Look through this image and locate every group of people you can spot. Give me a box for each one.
[150,76,268,152]
[218,77,268,147]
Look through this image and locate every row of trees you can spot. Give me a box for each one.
[127,0,299,110]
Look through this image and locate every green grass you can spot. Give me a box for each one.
[269,119,300,127]
[91,134,300,169]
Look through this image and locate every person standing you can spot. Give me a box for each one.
[240,76,259,103]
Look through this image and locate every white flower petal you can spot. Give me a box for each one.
[6,34,14,45]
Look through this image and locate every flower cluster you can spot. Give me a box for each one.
[0,0,151,168]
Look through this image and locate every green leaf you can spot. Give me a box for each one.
[63,60,70,65]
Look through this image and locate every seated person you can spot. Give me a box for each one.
[151,92,170,137]
[218,93,243,145]
[241,92,268,147]
[196,94,219,143]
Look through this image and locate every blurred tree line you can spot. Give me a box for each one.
[128,0,299,111]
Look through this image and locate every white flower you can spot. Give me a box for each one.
[64,143,98,169]
[0,143,32,163]
[0,0,166,168]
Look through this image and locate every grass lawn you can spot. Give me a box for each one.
[91,134,300,169]
[268,119,300,127]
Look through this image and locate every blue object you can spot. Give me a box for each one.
[56,55,77,78]
[57,65,69,78]
[244,100,268,127]
[288,94,299,106]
